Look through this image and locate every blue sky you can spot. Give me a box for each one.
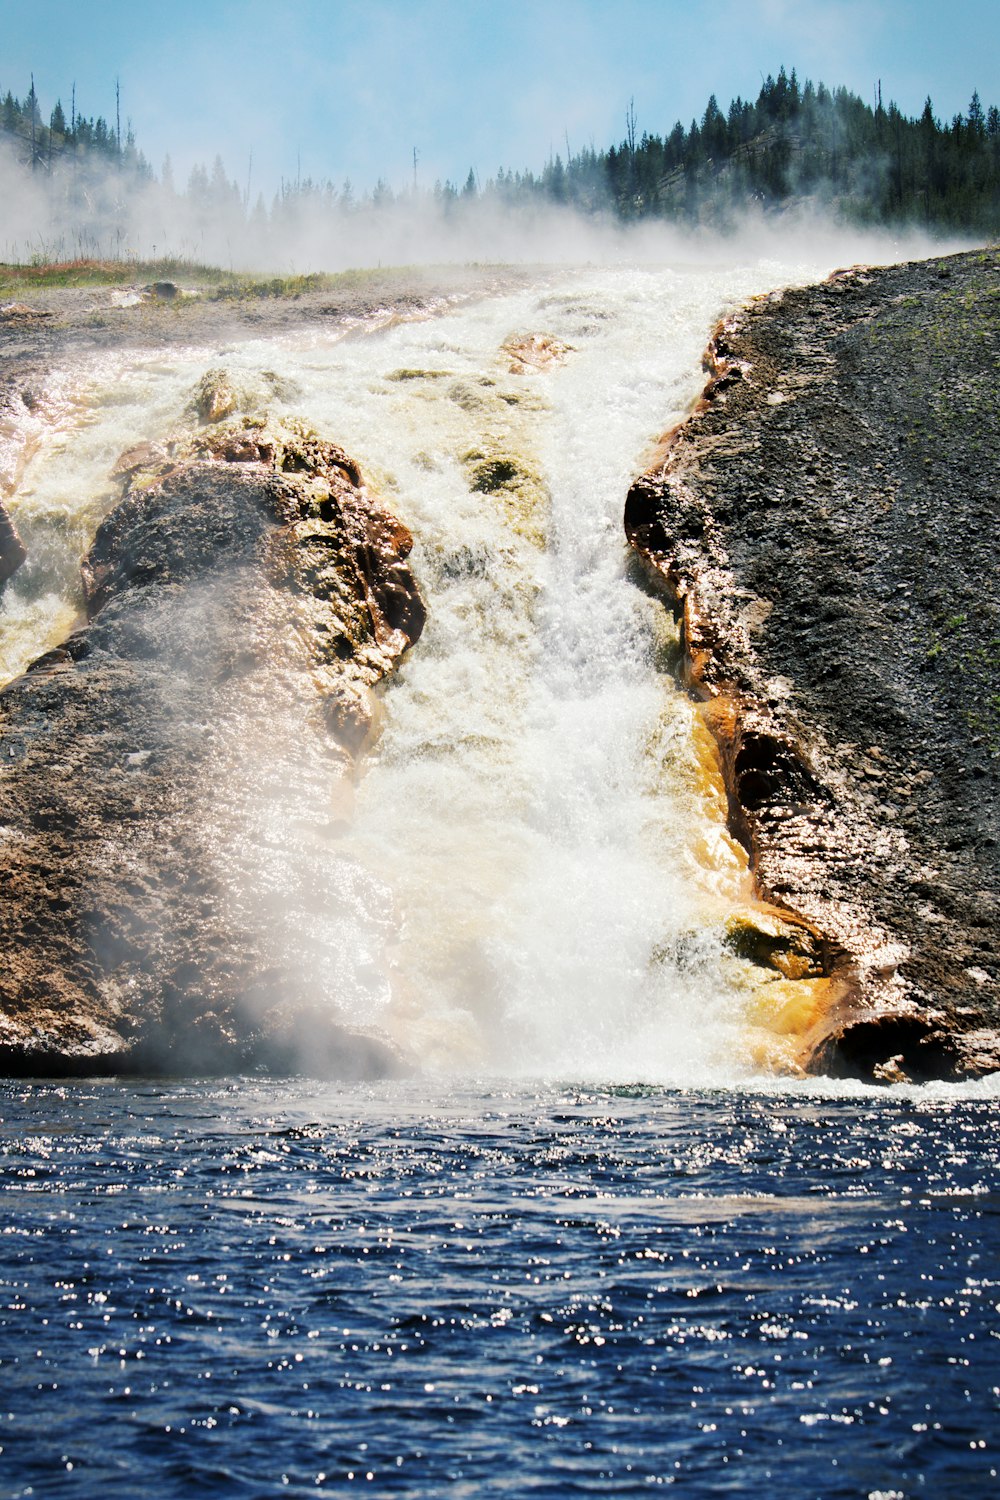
[1,0,997,199]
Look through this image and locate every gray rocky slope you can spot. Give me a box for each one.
[627,248,1000,1081]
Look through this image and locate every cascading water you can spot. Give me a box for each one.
[0,258,836,1082]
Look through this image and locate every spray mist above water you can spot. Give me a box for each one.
[0,127,970,275]
[3,250,873,1083]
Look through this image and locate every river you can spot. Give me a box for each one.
[1,1078,999,1496]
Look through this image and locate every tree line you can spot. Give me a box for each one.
[2,65,999,255]
[487,68,1000,232]
[1,75,149,176]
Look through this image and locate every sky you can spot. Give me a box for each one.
[1,0,998,201]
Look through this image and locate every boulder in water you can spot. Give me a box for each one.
[0,402,425,1077]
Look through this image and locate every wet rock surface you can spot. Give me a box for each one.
[627,248,1000,1081]
[500,331,574,374]
[0,500,26,584]
[0,405,424,1076]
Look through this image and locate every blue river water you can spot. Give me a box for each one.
[1,1078,998,1498]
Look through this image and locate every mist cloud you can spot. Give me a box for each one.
[0,136,973,279]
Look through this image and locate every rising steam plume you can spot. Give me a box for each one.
[0,125,977,277]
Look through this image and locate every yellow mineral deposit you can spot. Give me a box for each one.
[674,697,850,1076]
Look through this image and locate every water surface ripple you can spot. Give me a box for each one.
[1,1081,997,1496]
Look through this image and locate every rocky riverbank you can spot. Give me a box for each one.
[627,247,1000,1081]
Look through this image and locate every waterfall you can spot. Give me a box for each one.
[0,256,834,1081]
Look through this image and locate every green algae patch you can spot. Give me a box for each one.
[462,446,548,548]
[387,368,453,382]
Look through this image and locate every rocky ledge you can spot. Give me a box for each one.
[0,499,26,584]
[627,248,1000,1083]
[0,377,424,1076]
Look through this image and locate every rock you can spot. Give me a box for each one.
[722,904,827,981]
[0,302,51,322]
[0,399,425,1077]
[111,440,171,480]
[0,499,26,584]
[500,332,573,374]
[462,445,548,547]
[626,248,1000,1082]
[192,367,238,424]
[147,281,179,301]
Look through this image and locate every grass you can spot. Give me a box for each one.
[0,259,402,299]
[0,257,227,291]
[208,268,387,302]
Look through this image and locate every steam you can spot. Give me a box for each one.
[0,135,975,275]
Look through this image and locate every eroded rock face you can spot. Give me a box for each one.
[627,249,1000,1083]
[0,500,26,584]
[0,404,424,1076]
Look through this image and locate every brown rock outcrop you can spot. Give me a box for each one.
[627,249,1000,1083]
[501,332,573,374]
[0,403,424,1076]
[0,302,52,324]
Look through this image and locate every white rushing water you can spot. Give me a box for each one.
[1,257,840,1082]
